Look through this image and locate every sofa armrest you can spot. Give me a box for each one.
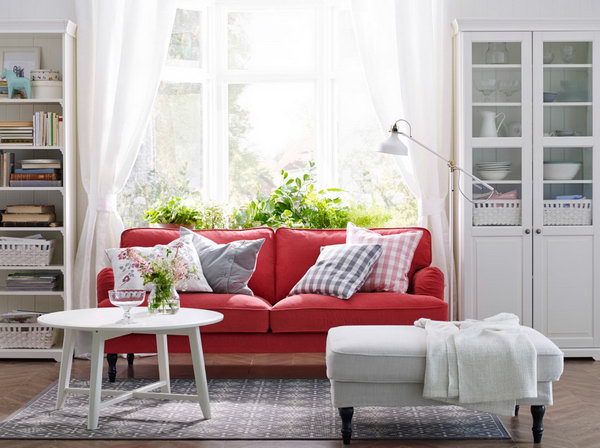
[410,266,445,300]
[97,267,115,305]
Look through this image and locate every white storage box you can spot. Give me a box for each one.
[473,199,521,226]
[543,199,592,226]
[0,239,55,266]
[0,323,58,349]
[32,80,62,99]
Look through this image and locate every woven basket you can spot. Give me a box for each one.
[0,239,55,266]
[0,323,58,349]
[473,200,522,226]
[544,199,592,226]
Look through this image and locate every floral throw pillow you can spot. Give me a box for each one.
[105,234,212,292]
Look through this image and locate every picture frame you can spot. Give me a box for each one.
[0,47,41,79]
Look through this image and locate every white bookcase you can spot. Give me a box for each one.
[455,19,600,360]
[0,20,76,361]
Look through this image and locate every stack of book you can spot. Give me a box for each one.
[10,158,62,187]
[0,80,7,97]
[0,121,33,145]
[0,204,56,227]
[5,273,59,291]
[33,112,63,146]
[0,151,14,186]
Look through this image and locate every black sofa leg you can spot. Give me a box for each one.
[515,404,520,416]
[339,407,354,445]
[127,353,134,365]
[531,405,545,444]
[106,353,118,383]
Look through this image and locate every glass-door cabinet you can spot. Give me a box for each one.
[455,21,600,359]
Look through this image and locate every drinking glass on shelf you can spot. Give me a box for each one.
[475,79,497,102]
[109,290,146,324]
[561,45,575,63]
[498,80,520,99]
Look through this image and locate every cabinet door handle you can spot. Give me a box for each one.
[525,229,531,234]
[535,228,542,234]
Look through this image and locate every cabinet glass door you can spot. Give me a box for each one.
[467,34,532,229]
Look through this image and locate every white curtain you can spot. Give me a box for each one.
[351,0,454,302]
[73,0,176,312]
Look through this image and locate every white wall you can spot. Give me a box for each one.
[3,0,75,20]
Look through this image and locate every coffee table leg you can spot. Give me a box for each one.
[188,326,211,419]
[56,328,76,410]
[156,334,171,393]
[88,331,105,430]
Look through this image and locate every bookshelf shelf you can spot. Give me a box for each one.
[0,20,76,361]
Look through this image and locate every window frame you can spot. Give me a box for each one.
[160,0,347,202]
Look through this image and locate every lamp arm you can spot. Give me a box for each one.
[397,132,495,192]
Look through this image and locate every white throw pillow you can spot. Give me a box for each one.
[105,234,212,292]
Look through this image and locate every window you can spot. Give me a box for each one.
[119,0,417,228]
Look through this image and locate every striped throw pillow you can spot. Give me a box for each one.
[346,223,423,293]
[288,243,383,300]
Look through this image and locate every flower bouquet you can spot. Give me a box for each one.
[126,241,197,314]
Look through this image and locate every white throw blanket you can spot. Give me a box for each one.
[414,313,537,416]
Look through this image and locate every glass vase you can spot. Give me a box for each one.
[148,282,180,315]
[485,42,509,64]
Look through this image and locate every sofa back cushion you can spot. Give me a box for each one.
[274,227,431,302]
[120,227,276,302]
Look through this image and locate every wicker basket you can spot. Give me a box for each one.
[0,323,58,349]
[544,199,592,226]
[0,239,55,266]
[473,200,522,226]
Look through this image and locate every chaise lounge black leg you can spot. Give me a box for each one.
[106,353,118,382]
[514,404,520,416]
[339,407,354,445]
[531,405,545,444]
[127,353,134,365]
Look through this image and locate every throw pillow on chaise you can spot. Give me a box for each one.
[105,233,212,292]
[180,227,265,296]
[346,222,422,293]
[288,243,382,300]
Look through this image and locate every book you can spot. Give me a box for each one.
[33,112,63,146]
[9,180,62,187]
[0,213,56,223]
[0,151,14,186]
[20,163,61,169]
[11,173,59,181]
[0,121,33,127]
[5,205,55,214]
[14,168,60,174]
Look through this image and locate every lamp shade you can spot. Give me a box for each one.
[377,132,408,156]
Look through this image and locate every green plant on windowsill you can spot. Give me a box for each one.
[143,196,203,229]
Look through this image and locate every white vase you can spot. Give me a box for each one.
[479,110,505,137]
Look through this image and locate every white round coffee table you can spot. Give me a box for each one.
[38,307,223,430]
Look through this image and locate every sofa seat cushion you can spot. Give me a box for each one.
[326,325,564,384]
[270,292,448,333]
[99,293,272,333]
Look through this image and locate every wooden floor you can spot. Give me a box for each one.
[0,354,599,448]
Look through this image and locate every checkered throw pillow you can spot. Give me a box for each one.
[346,223,423,293]
[288,243,383,300]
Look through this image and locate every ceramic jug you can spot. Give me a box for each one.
[479,111,505,137]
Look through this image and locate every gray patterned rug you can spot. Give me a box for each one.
[0,379,511,440]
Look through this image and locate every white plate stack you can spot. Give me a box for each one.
[476,161,512,181]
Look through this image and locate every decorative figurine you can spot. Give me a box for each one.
[2,68,32,99]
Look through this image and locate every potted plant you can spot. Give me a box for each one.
[143,196,202,229]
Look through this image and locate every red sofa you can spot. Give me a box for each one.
[97,227,446,355]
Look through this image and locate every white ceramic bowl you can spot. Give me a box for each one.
[478,170,510,181]
[543,162,582,180]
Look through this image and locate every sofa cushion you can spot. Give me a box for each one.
[270,292,447,333]
[326,325,564,383]
[274,227,431,301]
[99,293,272,333]
[120,227,276,302]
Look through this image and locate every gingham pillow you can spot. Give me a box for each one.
[288,243,382,300]
[346,223,423,293]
